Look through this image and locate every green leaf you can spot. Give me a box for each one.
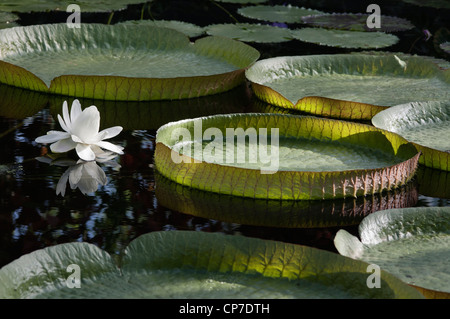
[0,23,260,101]
[416,166,450,199]
[154,113,420,200]
[291,28,399,49]
[0,231,424,298]
[245,53,450,120]
[237,4,324,23]
[155,172,418,228]
[334,207,450,298]
[0,11,19,29]
[0,0,150,12]
[205,23,293,43]
[372,101,450,171]
[401,0,450,9]
[118,19,205,38]
[301,13,415,33]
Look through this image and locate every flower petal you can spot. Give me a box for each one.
[83,161,107,185]
[71,106,100,143]
[62,101,71,131]
[50,138,77,153]
[70,100,82,124]
[76,143,96,161]
[95,141,124,154]
[56,168,70,196]
[69,164,83,186]
[35,131,70,144]
[97,126,123,140]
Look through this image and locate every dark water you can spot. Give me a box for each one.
[0,0,449,268]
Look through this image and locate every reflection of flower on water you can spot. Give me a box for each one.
[37,155,121,196]
[35,100,124,161]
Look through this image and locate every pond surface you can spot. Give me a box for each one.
[0,0,449,269]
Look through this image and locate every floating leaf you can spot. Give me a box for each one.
[205,23,293,43]
[301,13,415,32]
[290,28,399,49]
[0,0,150,12]
[118,19,205,38]
[416,166,450,199]
[215,0,267,3]
[334,207,450,299]
[0,231,423,298]
[237,5,324,24]
[155,172,418,228]
[372,101,450,171]
[245,53,450,120]
[0,23,260,101]
[154,113,420,200]
[440,42,450,54]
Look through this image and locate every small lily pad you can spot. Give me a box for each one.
[334,207,450,298]
[237,5,324,24]
[0,11,19,29]
[401,0,450,9]
[118,19,205,38]
[205,23,293,43]
[291,28,399,49]
[372,101,450,171]
[0,0,150,12]
[301,13,415,33]
[440,42,450,54]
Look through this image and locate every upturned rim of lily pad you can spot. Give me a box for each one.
[245,53,450,120]
[0,230,424,298]
[154,113,420,201]
[334,206,450,298]
[0,23,260,101]
[372,101,450,171]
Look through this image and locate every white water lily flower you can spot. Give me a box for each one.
[35,100,124,161]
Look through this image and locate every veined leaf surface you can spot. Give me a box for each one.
[0,231,423,299]
[154,113,419,200]
[0,24,260,101]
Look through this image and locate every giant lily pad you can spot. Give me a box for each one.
[237,5,324,24]
[0,230,423,298]
[245,53,450,120]
[154,113,420,200]
[0,23,260,101]
[205,23,293,43]
[334,207,450,299]
[372,101,450,171]
[155,172,418,228]
[290,28,399,49]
